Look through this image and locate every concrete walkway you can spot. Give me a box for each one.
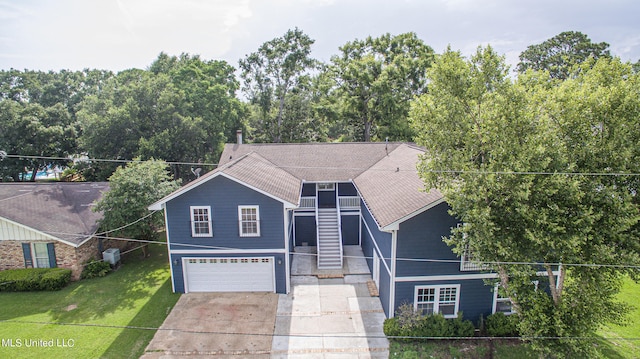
[272,246,389,358]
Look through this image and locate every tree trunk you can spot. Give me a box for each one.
[497,266,521,314]
[274,91,287,143]
[546,263,564,306]
[29,167,38,182]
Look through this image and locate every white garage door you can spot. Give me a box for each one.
[184,257,275,293]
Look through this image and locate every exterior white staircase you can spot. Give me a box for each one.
[316,207,343,269]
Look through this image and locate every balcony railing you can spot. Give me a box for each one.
[338,196,360,209]
[299,196,316,209]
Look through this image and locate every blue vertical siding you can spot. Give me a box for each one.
[396,202,461,276]
[340,214,360,245]
[164,175,289,294]
[394,279,494,324]
[391,202,496,322]
[301,183,315,196]
[294,215,317,246]
[338,182,358,196]
[165,175,285,250]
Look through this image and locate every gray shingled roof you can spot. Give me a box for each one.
[0,182,108,246]
[221,152,301,205]
[151,142,444,229]
[353,144,443,228]
[219,142,402,181]
[219,142,443,228]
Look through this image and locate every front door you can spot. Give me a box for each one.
[317,183,336,208]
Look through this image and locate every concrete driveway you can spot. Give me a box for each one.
[141,292,278,358]
[272,275,389,358]
[141,246,388,358]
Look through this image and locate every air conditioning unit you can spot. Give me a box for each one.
[102,248,121,266]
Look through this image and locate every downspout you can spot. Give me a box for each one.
[284,206,291,294]
[163,205,176,293]
[389,229,398,318]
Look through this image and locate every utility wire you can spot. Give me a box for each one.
[1,319,640,341]
[31,230,640,270]
[2,154,217,167]
[4,153,640,177]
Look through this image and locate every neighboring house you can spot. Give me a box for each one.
[149,137,518,322]
[0,182,121,280]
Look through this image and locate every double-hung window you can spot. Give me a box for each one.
[414,285,460,318]
[492,284,515,314]
[238,206,260,237]
[190,206,212,237]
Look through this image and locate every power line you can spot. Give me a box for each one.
[2,154,218,167]
[31,230,640,270]
[4,153,640,177]
[2,319,639,342]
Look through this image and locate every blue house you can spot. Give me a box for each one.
[149,139,511,322]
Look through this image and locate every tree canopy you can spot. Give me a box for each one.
[517,31,611,79]
[78,53,245,181]
[94,159,180,245]
[410,46,640,357]
[239,28,320,143]
[329,32,434,141]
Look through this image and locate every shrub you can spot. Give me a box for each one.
[383,303,476,339]
[0,268,72,291]
[485,312,519,337]
[81,260,112,279]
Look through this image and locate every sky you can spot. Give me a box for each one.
[1,0,639,73]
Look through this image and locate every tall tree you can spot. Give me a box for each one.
[79,54,245,180]
[517,31,610,79]
[410,47,640,357]
[239,28,318,143]
[94,159,180,251]
[328,32,434,142]
[0,68,111,181]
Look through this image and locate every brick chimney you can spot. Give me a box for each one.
[236,129,243,144]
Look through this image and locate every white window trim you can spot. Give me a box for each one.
[238,205,260,237]
[492,284,515,315]
[190,206,212,237]
[32,242,51,268]
[317,183,335,191]
[414,284,461,319]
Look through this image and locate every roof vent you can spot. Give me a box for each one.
[236,129,243,144]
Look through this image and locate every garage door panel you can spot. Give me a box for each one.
[184,257,275,293]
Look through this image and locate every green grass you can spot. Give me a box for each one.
[597,276,640,359]
[389,340,537,359]
[0,244,180,359]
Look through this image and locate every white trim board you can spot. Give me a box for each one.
[170,248,287,255]
[395,270,560,283]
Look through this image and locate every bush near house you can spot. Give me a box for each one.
[383,303,475,339]
[484,312,520,337]
[81,260,112,279]
[0,268,72,291]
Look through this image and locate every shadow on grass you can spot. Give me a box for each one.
[0,246,170,324]
[593,335,626,359]
[45,244,171,323]
[101,278,181,359]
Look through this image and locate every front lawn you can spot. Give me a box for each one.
[0,244,180,359]
[597,276,640,358]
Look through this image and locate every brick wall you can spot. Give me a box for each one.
[0,241,25,270]
[0,237,132,281]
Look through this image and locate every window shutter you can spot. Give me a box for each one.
[46,243,57,268]
[21,243,33,268]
